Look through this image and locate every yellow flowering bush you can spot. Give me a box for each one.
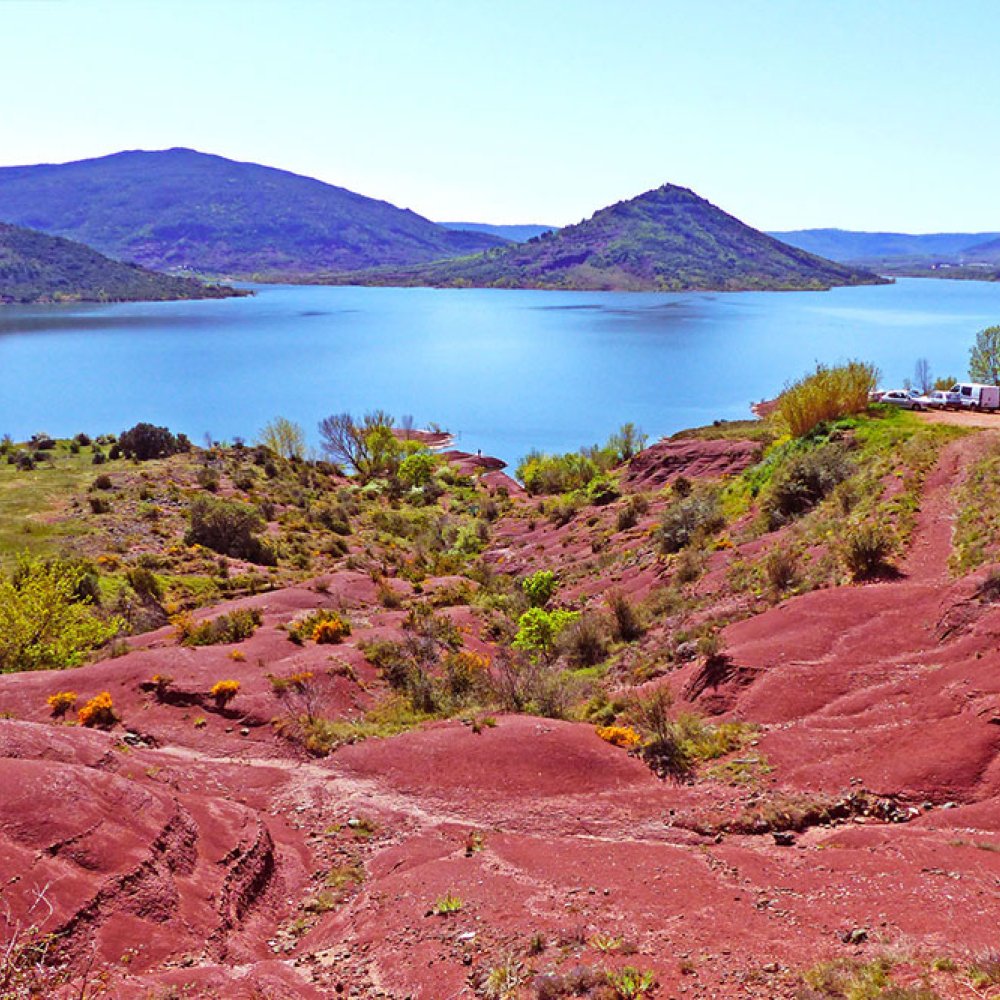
[596,725,642,749]
[78,691,117,729]
[47,690,77,718]
[210,679,240,708]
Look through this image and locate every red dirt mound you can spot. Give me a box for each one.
[623,437,763,490]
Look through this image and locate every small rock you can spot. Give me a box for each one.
[762,962,779,973]
[240,727,250,736]
[773,831,796,846]
[942,801,958,810]
[841,927,868,945]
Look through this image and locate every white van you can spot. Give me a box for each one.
[950,383,1000,410]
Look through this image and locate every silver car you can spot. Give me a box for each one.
[920,389,960,409]
[880,389,925,410]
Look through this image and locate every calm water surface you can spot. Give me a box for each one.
[1,279,999,464]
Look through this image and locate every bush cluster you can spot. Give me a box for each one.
[118,422,189,461]
[175,607,262,646]
[776,361,877,438]
[762,442,854,527]
[186,496,276,565]
[655,486,723,554]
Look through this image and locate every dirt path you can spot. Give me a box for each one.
[901,431,992,578]
[915,407,1000,429]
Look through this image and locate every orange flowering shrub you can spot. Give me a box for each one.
[288,609,352,645]
[78,692,117,729]
[47,690,77,718]
[443,650,490,697]
[312,616,350,644]
[596,725,642,749]
[210,679,241,708]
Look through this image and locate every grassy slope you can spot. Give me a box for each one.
[0,148,505,278]
[329,185,886,292]
[0,222,243,304]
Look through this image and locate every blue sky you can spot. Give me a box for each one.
[2,0,999,231]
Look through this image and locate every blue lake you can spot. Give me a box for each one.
[1,278,999,465]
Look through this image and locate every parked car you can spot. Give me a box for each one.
[949,382,1000,410]
[880,389,926,410]
[920,389,961,409]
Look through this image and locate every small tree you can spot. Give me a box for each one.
[914,358,932,395]
[118,422,180,461]
[318,410,396,480]
[606,422,648,463]
[0,556,122,673]
[259,416,306,461]
[186,497,276,565]
[512,607,579,662]
[969,326,1000,385]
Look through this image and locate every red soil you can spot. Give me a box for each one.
[623,437,763,490]
[2,433,1000,997]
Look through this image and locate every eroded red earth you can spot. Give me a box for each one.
[2,434,1000,998]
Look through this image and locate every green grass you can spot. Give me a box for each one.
[0,445,107,565]
[951,437,1000,574]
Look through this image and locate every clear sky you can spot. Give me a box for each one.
[2,0,999,232]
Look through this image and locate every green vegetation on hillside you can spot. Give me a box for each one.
[0,148,505,278]
[330,185,886,292]
[0,222,243,304]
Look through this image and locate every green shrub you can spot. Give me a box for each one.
[776,361,878,439]
[625,686,749,780]
[0,556,122,673]
[763,443,854,527]
[126,565,163,600]
[118,422,181,461]
[842,523,894,580]
[517,449,600,495]
[606,422,649,462]
[512,607,580,661]
[544,493,584,526]
[606,590,644,641]
[176,607,262,646]
[656,486,723,554]
[522,569,557,608]
[616,493,649,532]
[186,496,277,565]
[585,474,620,505]
[557,613,609,667]
[763,548,799,594]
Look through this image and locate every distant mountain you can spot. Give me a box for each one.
[770,228,1000,263]
[0,148,505,278]
[439,222,554,243]
[961,236,1000,264]
[328,185,885,292]
[0,222,243,304]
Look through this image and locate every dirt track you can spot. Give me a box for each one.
[916,407,1000,428]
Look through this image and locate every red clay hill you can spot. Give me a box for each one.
[2,419,1000,999]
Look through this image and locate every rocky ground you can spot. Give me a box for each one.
[1,418,1000,999]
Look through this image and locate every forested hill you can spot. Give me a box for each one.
[0,222,244,304]
[0,148,505,279]
[330,185,886,292]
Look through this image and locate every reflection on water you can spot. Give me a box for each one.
[1,278,998,464]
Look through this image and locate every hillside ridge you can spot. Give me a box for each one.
[330,183,885,291]
[0,220,243,303]
[0,147,506,278]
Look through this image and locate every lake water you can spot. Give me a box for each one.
[1,278,999,466]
